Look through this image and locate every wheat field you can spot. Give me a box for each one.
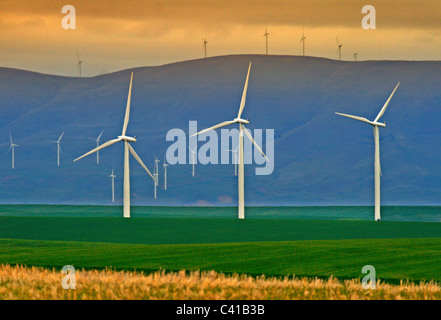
[0,264,440,300]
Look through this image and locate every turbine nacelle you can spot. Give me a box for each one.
[118,135,137,142]
[234,118,250,124]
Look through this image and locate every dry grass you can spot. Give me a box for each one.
[0,264,440,300]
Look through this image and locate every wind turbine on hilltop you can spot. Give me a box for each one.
[76,52,83,77]
[74,72,156,218]
[299,27,306,56]
[335,82,400,221]
[7,133,18,169]
[263,27,269,55]
[189,147,196,177]
[203,37,208,58]
[192,62,269,219]
[50,132,64,167]
[336,38,343,61]
[353,47,358,62]
[163,158,169,190]
[89,131,104,164]
[109,167,116,203]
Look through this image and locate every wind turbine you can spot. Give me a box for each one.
[225,146,239,176]
[299,27,306,56]
[203,37,208,58]
[353,47,358,62]
[336,38,343,61]
[50,132,64,167]
[192,62,269,219]
[152,157,160,199]
[89,131,104,164]
[263,27,269,55]
[76,52,83,77]
[7,133,18,169]
[335,82,400,221]
[74,72,155,218]
[163,158,169,190]
[109,167,116,203]
[189,147,196,177]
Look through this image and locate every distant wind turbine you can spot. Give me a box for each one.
[76,52,83,77]
[225,146,239,176]
[189,147,196,177]
[74,72,155,218]
[299,27,306,56]
[353,47,358,62]
[263,27,269,55]
[335,82,400,221]
[153,158,160,199]
[7,133,18,169]
[163,158,169,190]
[109,167,116,203]
[88,131,104,164]
[50,131,64,167]
[203,37,208,58]
[336,38,343,61]
[192,62,269,219]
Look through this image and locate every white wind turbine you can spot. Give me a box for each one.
[163,158,169,190]
[192,62,269,219]
[225,145,239,176]
[50,132,64,167]
[336,82,400,221]
[7,133,18,169]
[153,158,160,199]
[189,147,196,177]
[299,27,306,56]
[88,131,104,164]
[109,167,116,203]
[336,38,343,61]
[263,27,269,55]
[74,72,155,218]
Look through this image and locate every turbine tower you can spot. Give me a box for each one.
[109,167,116,203]
[336,38,343,61]
[76,52,83,77]
[74,72,155,218]
[163,159,169,190]
[299,27,306,56]
[50,132,64,167]
[189,147,196,177]
[192,62,269,219]
[153,158,160,199]
[203,37,208,58]
[353,47,358,62]
[89,131,104,164]
[335,82,400,221]
[7,133,18,169]
[263,27,269,55]
[225,146,239,176]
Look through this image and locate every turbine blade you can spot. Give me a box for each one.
[191,120,236,137]
[121,72,134,136]
[97,131,103,140]
[127,144,155,180]
[58,131,65,141]
[237,62,252,119]
[74,138,121,161]
[374,83,400,122]
[9,133,12,145]
[243,126,270,162]
[335,112,373,125]
[6,145,11,154]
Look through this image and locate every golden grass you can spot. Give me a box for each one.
[0,264,440,300]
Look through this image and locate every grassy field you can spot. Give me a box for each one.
[1,264,440,300]
[1,205,441,221]
[1,238,441,283]
[1,216,441,244]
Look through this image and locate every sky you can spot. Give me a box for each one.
[1,0,440,76]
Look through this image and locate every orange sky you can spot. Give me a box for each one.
[1,0,440,76]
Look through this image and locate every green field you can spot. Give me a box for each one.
[1,205,441,284]
[1,238,440,283]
